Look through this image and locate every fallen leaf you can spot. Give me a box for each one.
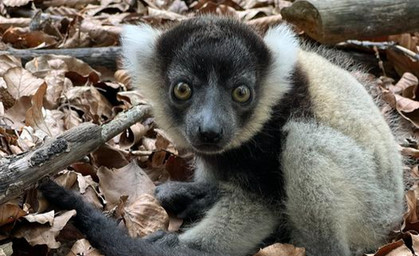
[25,83,53,137]
[64,86,113,122]
[92,144,130,169]
[3,67,45,99]
[2,0,31,7]
[247,14,283,29]
[0,203,27,227]
[3,96,31,130]
[147,7,187,21]
[389,72,418,98]
[0,16,30,30]
[25,55,100,84]
[0,55,22,76]
[2,27,58,48]
[42,0,97,7]
[116,90,148,106]
[97,161,155,210]
[67,239,103,256]
[14,210,76,249]
[370,238,412,256]
[254,243,306,256]
[23,211,54,226]
[62,108,83,130]
[122,194,169,237]
[119,123,151,149]
[0,242,13,256]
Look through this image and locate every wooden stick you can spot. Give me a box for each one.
[0,47,122,69]
[0,105,151,205]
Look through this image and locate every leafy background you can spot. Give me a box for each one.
[0,0,419,255]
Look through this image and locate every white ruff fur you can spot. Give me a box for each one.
[227,24,299,149]
[121,23,299,151]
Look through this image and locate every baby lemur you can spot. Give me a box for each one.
[40,15,404,256]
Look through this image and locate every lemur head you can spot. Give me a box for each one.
[122,16,298,154]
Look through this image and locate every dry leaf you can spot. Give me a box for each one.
[119,123,151,149]
[5,96,37,130]
[25,83,53,137]
[116,91,148,106]
[147,7,187,21]
[369,239,411,256]
[80,17,121,46]
[0,242,13,256]
[0,203,27,226]
[0,55,21,76]
[67,239,103,256]
[14,210,76,249]
[45,6,79,17]
[168,216,183,232]
[402,187,419,232]
[42,0,97,7]
[92,144,130,169]
[0,16,30,30]
[389,72,418,98]
[97,161,156,210]
[64,86,113,122]
[25,55,100,83]
[3,67,45,99]
[122,194,169,237]
[3,27,58,48]
[23,211,54,225]
[247,14,283,28]
[62,108,83,129]
[2,0,31,7]
[114,69,131,88]
[254,243,306,256]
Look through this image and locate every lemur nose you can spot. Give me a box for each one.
[199,126,223,143]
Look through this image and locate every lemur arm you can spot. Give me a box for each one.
[177,183,279,256]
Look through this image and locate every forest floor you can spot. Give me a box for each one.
[1,1,419,256]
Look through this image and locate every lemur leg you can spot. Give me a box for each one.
[281,121,390,256]
[178,183,279,256]
[155,181,219,219]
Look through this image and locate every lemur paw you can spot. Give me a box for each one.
[155,181,219,219]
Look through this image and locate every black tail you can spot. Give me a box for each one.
[38,179,219,256]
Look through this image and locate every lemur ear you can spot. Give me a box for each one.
[263,24,299,84]
[120,24,161,86]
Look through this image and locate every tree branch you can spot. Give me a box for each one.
[0,105,151,205]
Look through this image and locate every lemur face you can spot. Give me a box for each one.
[154,18,271,154]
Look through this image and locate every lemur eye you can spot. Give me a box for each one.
[232,85,251,103]
[173,82,192,100]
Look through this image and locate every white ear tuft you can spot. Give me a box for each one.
[263,24,299,84]
[233,24,300,149]
[120,24,161,87]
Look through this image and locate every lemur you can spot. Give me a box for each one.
[40,16,404,256]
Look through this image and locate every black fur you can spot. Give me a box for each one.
[156,17,272,133]
[155,181,219,220]
[195,66,311,199]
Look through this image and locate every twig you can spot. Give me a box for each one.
[0,105,151,205]
[341,40,419,62]
[0,47,122,69]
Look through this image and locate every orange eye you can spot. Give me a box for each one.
[232,85,251,103]
[173,82,192,100]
